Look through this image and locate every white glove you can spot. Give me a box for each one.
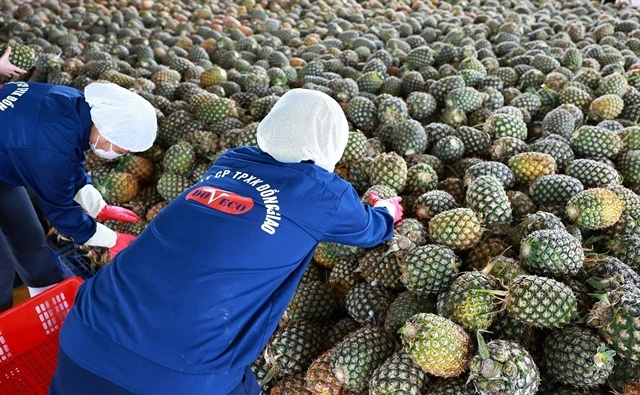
[83,223,117,248]
[374,200,397,219]
[74,184,107,218]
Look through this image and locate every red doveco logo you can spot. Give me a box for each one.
[185,186,254,215]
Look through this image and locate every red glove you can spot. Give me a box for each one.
[97,205,141,223]
[109,232,136,257]
[369,191,404,224]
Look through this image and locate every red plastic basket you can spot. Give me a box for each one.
[0,277,83,395]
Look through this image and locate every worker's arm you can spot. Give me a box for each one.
[320,185,395,248]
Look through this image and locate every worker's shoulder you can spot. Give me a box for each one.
[221,146,351,198]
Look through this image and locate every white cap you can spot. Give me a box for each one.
[84,82,157,152]
[256,89,349,173]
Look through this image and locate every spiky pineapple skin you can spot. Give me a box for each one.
[566,188,625,230]
[465,175,512,228]
[400,244,461,294]
[506,275,577,328]
[368,350,430,395]
[399,313,473,378]
[520,229,584,279]
[429,208,483,251]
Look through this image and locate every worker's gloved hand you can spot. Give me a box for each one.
[368,191,404,224]
[109,232,136,257]
[0,46,27,78]
[97,205,141,223]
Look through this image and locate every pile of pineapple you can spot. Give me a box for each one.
[6,0,640,392]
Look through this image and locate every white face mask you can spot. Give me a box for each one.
[90,134,123,160]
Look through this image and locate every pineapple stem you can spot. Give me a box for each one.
[593,349,616,369]
[476,331,489,359]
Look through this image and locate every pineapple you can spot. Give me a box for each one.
[384,291,435,336]
[156,172,192,201]
[542,326,616,388]
[328,259,360,298]
[520,229,584,278]
[529,174,584,206]
[0,43,37,70]
[429,208,483,251]
[330,327,395,391]
[403,163,438,196]
[94,172,139,205]
[566,188,624,230]
[465,175,512,228]
[430,136,465,164]
[463,161,515,189]
[400,244,461,294]
[440,272,499,331]
[413,190,458,222]
[570,125,623,159]
[399,313,473,378]
[145,201,168,222]
[116,154,154,184]
[503,275,577,328]
[270,375,311,394]
[391,120,428,156]
[368,351,429,395]
[345,282,394,326]
[358,245,403,290]
[589,94,625,121]
[587,288,640,363]
[337,132,367,167]
[313,242,361,269]
[425,377,473,394]
[469,334,539,395]
[369,152,408,193]
[264,322,326,378]
[565,159,622,188]
[282,282,339,324]
[508,152,557,185]
[484,114,528,141]
[305,349,352,395]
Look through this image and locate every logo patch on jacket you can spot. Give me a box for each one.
[185,186,254,215]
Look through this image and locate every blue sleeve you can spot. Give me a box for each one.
[321,185,394,248]
[17,153,97,244]
[73,159,91,193]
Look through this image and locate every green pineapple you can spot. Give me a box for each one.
[618,150,640,186]
[508,191,538,220]
[431,76,466,103]
[441,272,500,331]
[565,159,622,188]
[399,313,473,377]
[369,152,408,193]
[94,172,139,205]
[400,244,461,294]
[464,161,515,189]
[314,242,361,269]
[337,132,367,167]
[504,275,577,328]
[429,208,483,251]
[413,190,458,222]
[508,152,557,185]
[465,175,512,228]
[404,45,434,70]
[163,141,196,176]
[620,127,640,151]
[584,254,640,288]
[282,281,339,324]
[441,107,467,129]
[542,326,616,388]
[406,92,437,121]
[445,87,485,113]
[469,334,540,395]
[330,327,395,391]
[490,137,530,163]
[196,98,238,125]
[264,322,326,378]
[430,136,465,164]
[570,126,623,159]
[587,288,640,363]
[345,282,394,326]
[597,73,629,97]
[358,245,403,290]
[384,291,435,336]
[404,163,437,196]
[328,259,360,298]
[368,351,430,395]
[156,172,193,201]
[377,97,408,124]
[484,256,529,285]
[249,95,279,121]
[606,184,640,221]
[424,377,473,394]
[484,114,528,141]
[466,238,512,271]
[186,130,218,159]
[541,108,576,140]
[326,318,361,349]
[520,229,584,278]
[566,188,625,230]
[558,87,592,113]
[530,137,575,170]
[454,126,491,157]
[0,44,37,70]
[391,120,428,156]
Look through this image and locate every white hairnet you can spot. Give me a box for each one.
[84,82,157,152]
[256,89,349,172]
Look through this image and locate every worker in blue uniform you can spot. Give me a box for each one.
[50,89,404,395]
[0,81,157,312]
